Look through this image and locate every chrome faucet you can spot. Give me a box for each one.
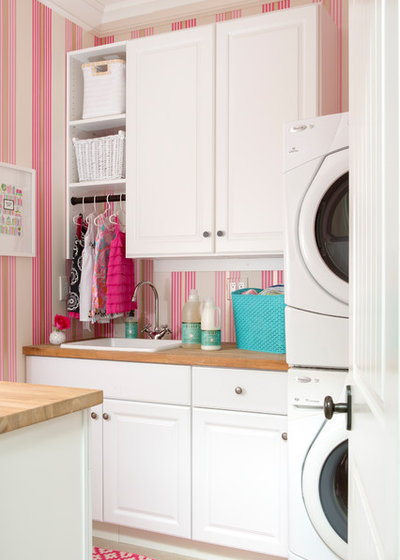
[131,281,172,340]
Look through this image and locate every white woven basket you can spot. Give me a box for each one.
[73,131,126,182]
[81,59,126,119]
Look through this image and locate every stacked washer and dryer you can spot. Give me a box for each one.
[283,112,349,560]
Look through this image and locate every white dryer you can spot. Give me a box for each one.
[288,369,348,560]
[284,112,349,369]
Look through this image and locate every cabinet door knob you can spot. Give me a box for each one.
[102,413,110,421]
[235,386,243,395]
[216,230,224,237]
[202,231,210,238]
[90,411,98,420]
[281,432,288,441]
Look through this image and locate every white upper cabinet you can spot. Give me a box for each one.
[126,25,215,257]
[215,5,337,254]
[126,4,337,258]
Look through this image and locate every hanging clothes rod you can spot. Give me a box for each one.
[70,194,126,206]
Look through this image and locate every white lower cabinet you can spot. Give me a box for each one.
[102,398,191,537]
[26,356,288,557]
[192,408,288,556]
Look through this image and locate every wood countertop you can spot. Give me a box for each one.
[23,342,288,372]
[0,381,103,434]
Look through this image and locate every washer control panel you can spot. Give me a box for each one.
[288,369,347,408]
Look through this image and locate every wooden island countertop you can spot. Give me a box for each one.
[0,381,103,434]
[23,342,288,372]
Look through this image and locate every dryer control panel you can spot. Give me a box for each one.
[284,112,349,172]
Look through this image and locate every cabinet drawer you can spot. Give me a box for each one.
[192,367,287,414]
[27,356,191,405]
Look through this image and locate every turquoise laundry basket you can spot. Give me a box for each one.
[231,287,286,354]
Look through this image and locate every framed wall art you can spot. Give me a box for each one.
[0,162,36,257]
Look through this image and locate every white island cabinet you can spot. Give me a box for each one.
[0,382,102,560]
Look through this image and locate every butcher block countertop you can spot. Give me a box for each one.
[0,381,103,434]
[23,342,288,372]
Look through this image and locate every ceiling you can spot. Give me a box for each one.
[42,0,242,36]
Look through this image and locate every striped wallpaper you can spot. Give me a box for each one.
[0,0,347,380]
[0,0,16,381]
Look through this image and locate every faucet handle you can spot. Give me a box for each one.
[141,323,152,337]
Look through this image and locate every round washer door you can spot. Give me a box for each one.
[302,418,348,559]
[298,149,349,304]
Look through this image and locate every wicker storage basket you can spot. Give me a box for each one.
[231,287,286,354]
[81,59,126,119]
[73,131,125,182]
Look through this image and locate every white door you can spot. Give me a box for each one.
[126,25,214,257]
[192,407,288,556]
[215,7,321,254]
[349,1,399,557]
[102,398,191,538]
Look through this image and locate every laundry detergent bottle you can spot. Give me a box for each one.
[201,297,221,351]
[181,290,202,348]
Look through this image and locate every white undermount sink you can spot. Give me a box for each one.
[60,338,182,352]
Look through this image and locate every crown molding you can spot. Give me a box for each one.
[93,0,261,36]
[39,0,104,31]
[41,0,263,36]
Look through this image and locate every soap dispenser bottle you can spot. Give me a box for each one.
[125,310,138,338]
[182,289,202,348]
[201,297,221,351]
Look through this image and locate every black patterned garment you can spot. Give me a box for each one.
[67,214,87,318]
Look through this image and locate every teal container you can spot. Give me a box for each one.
[231,287,286,354]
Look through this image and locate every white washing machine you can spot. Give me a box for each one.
[284,112,349,369]
[288,369,348,560]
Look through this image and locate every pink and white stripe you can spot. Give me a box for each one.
[170,271,196,340]
[261,270,284,288]
[94,35,115,46]
[32,0,52,344]
[131,28,154,39]
[65,20,84,340]
[171,19,196,31]
[262,1,290,12]
[312,0,343,110]
[65,19,82,52]
[216,10,242,22]
[214,272,227,343]
[0,0,17,381]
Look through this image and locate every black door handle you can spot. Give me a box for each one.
[324,385,352,431]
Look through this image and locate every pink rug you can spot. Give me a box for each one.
[93,547,156,560]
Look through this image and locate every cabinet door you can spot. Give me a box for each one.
[126,25,214,257]
[103,399,191,538]
[215,8,320,254]
[193,408,288,556]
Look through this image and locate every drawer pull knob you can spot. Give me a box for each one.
[90,412,98,420]
[203,231,210,238]
[103,413,110,421]
[235,386,243,395]
[216,230,224,237]
[281,432,288,441]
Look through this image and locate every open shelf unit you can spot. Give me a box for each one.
[66,41,127,257]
